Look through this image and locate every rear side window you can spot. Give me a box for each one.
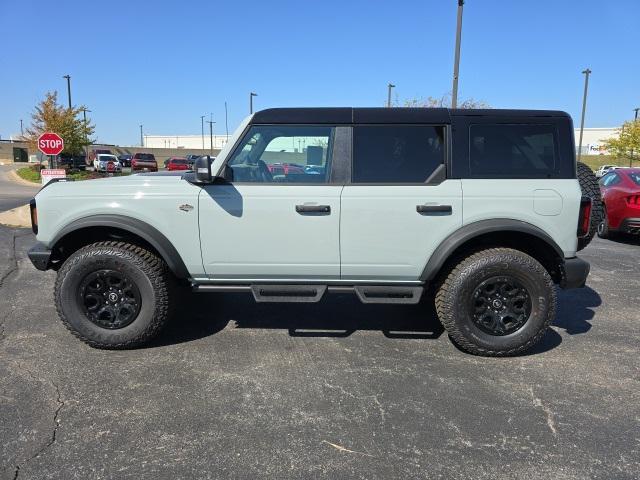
[469,124,558,178]
[352,125,445,183]
[135,153,156,160]
[600,172,621,187]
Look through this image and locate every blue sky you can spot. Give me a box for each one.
[2,0,639,145]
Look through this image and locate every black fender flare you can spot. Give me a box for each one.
[51,214,190,279]
[420,219,565,282]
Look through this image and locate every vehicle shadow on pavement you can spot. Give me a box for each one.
[151,290,444,347]
[603,234,640,246]
[554,286,601,335]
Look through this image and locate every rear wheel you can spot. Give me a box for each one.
[435,248,556,356]
[597,209,610,239]
[55,241,173,349]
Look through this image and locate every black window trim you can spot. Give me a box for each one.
[467,122,562,179]
[219,123,345,186]
[346,123,450,186]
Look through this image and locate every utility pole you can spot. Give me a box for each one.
[20,119,23,137]
[577,68,591,162]
[206,120,216,155]
[250,92,257,114]
[451,0,464,109]
[200,115,205,149]
[387,83,395,108]
[140,124,144,147]
[62,75,72,109]
[632,108,639,167]
[80,108,91,159]
[225,101,229,140]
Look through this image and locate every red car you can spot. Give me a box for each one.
[166,157,190,171]
[266,163,305,177]
[598,167,640,238]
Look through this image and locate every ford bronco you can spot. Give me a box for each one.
[27,108,599,356]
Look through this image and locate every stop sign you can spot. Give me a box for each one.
[37,132,64,155]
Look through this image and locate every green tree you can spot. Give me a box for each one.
[22,91,95,156]
[602,120,640,167]
[403,94,490,108]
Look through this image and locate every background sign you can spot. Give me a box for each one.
[40,169,66,186]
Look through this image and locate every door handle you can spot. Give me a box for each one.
[416,204,452,215]
[295,204,331,214]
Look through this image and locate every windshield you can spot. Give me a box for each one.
[136,153,155,160]
[171,159,188,164]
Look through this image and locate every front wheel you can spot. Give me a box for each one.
[435,248,556,356]
[55,241,174,349]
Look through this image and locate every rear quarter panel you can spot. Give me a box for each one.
[462,179,581,257]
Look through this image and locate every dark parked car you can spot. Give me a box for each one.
[58,154,87,171]
[185,154,200,168]
[131,152,157,172]
[118,154,133,167]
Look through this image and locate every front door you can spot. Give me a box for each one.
[199,124,343,281]
[340,125,463,281]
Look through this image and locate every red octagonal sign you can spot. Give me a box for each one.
[37,132,64,155]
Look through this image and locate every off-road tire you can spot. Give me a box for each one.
[577,161,602,251]
[55,241,173,349]
[435,248,556,357]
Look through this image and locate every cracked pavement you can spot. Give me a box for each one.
[0,226,638,479]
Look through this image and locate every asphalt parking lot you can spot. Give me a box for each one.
[0,227,638,479]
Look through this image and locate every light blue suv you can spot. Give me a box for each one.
[27,108,597,356]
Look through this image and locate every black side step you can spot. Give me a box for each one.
[354,286,423,304]
[251,285,327,303]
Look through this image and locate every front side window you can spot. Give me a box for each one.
[352,125,445,183]
[628,172,640,186]
[469,124,558,178]
[226,125,334,183]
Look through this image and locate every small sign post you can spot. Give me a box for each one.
[37,133,65,183]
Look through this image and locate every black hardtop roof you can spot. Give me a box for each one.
[251,107,570,124]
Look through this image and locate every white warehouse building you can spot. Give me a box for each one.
[143,134,230,150]
[142,128,621,155]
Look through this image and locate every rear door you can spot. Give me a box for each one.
[340,125,463,281]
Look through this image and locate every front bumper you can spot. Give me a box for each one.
[28,242,52,271]
[561,257,590,289]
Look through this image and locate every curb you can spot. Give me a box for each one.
[7,169,41,188]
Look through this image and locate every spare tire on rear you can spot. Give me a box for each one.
[576,161,603,251]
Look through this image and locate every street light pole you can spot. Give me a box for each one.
[451,0,464,109]
[206,120,216,155]
[200,115,205,150]
[634,108,639,121]
[140,124,144,147]
[250,92,257,114]
[62,75,72,109]
[20,119,23,137]
[387,83,395,108]
[577,68,592,162]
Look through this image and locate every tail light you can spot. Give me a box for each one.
[29,198,38,235]
[577,196,592,238]
[625,195,640,209]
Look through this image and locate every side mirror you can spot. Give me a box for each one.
[195,155,213,183]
